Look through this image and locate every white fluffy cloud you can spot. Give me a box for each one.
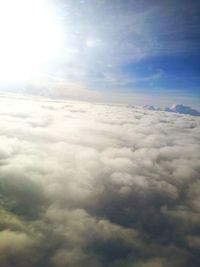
[0,94,200,267]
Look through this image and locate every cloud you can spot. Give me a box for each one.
[0,93,200,266]
[0,230,35,267]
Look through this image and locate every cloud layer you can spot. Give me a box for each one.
[0,94,200,267]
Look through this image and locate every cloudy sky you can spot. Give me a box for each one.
[0,0,199,107]
[0,1,200,267]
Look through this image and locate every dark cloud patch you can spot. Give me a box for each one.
[0,95,199,266]
[0,176,48,220]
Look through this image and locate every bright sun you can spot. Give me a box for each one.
[0,0,64,84]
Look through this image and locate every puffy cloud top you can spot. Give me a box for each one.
[0,94,200,267]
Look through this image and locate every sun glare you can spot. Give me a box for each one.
[0,0,64,84]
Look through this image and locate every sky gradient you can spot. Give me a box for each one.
[0,0,200,106]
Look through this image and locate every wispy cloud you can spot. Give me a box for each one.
[0,0,199,105]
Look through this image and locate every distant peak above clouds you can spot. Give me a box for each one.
[144,104,200,116]
[143,105,161,111]
[169,104,200,116]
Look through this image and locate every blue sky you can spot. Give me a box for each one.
[47,0,200,106]
[0,0,200,107]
